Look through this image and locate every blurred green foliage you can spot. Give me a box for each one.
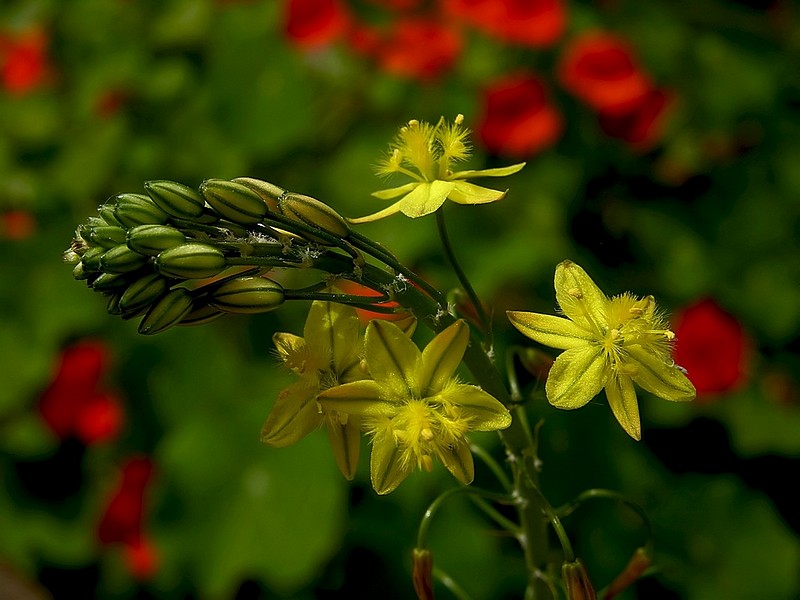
[1,0,799,598]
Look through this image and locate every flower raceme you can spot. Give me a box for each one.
[349,115,525,223]
[319,320,512,494]
[507,261,695,440]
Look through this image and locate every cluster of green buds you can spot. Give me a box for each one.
[64,177,358,335]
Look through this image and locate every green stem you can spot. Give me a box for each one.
[435,208,490,334]
[433,567,474,600]
[468,496,521,535]
[470,443,512,492]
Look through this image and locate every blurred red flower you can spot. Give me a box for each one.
[0,209,36,240]
[444,0,566,47]
[38,340,125,445]
[335,279,411,324]
[598,88,675,150]
[673,298,751,399]
[476,72,563,158]
[0,28,51,95]
[284,0,351,49]
[367,0,423,9]
[98,457,158,579]
[558,32,651,114]
[373,18,462,80]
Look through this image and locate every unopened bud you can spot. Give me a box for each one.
[72,262,90,280]
[100,245,150,274]
[209,276,285,314]
[232,177,284,212]
[92,272,134,292]
[80,246,105,273]
[279,192,349,244]
[145,180,206,220]
[138,288,194,335]
[113,193,170,227]
[119,272,170,313]
[98,205,122,226]
[178,302,225,326]
[155,243,227,279]
[200,179,268,225]
[127,224,187,256]
[562,559,596,600]
[85,225,127,249]
[412,548,434,600]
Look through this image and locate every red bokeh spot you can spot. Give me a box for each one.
[444,0,566,47]
[598,88,675,150]
[0,210,36,240]
[673,298,751,399]
[476,72,563,158]
[0,28,51,95]
[373,18,462,81]
[284,0,351,49]
[558,32,651,114]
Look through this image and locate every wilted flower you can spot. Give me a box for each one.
[319,320,511,494]
[507,261,695,440]
[351,115,524,223]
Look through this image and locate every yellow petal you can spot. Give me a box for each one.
[272,332,304,364]
[348,196,408,224]
[441,385,511,431]
[554,261,609,331]
[371,432,411,495]
[449,163,526,179]
[626,346,696,402]
[318,380,395,417]
[507,311,595,350]
[371,182,420,200]
[436,440,474,485]
[260,381,322,447]
[393,314,418,337]
[365,320,421,397]
[326,416,361,480]
[420,320,469,394]
[605,375,641,441]
[304,300,360,374]
[399,180,455,218]
[545,346,607,409]
[447,181,507,205]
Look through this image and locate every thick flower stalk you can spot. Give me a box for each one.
[319,319,512,494]
[262,299,415,479]
[507,260,695,440]
[350,115,525,223]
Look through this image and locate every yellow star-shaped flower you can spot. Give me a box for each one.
[507,261,695,440]
[319,319,511,494]
[349,115,525,223]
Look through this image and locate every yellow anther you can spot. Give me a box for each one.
[629,307,644,316]
[421,454,434,472]
[421,427,435,441]
[664,330,676,340]
[454,113,464,125]
[408,119,419,128]
[610,328,621,340]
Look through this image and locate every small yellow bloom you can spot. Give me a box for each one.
[318,319,511,494]
[507,261,695,441]
[261,300,404,479]
[350,115,525,223]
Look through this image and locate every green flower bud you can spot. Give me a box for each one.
[145,180,206,220]
[155,242,227,279]
[107,293,123,315]
[72,262,90,280]
[209,276,285,314]
[80,246,105,272]
[113,193,170,228]
[178,303,225,326]
[232,177,284,212]
[98,205,122,226]
[127,224,187,256]
[138,288,194,335]
[119,272,170,313]
[92,272,133,292]
[200,179,268,225]
[279,192,349,244]
[85,225,128,249]
[100,245,150,274]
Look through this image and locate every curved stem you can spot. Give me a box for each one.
[435,208,490,335]
[433,567,474,600]
[470,443,512,492]
[468,496,521,535]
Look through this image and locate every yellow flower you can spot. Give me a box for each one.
[318,320,511,494]
[261,300,415,479]
[507,261,695,441]
[349,115,525,223]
